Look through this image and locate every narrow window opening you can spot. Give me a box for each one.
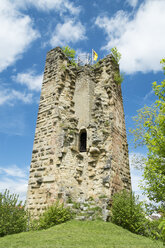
[79,130,87,152]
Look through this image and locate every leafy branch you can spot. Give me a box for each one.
[62,45,77,66]
[111,47,124,84]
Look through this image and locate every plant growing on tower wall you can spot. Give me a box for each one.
[62,45,77,66]
[111,47,124,84]
[111,47,121,64]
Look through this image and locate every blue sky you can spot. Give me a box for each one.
[0,0,164,202]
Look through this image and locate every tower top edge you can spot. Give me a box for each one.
[46,47,119,71]
[47,46,63,55]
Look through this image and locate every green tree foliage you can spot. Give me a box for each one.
[160,59,165,74]
[111,47,121,63]
[0,190,27,236]
[62,45,76,66]
[114,72,124,85]
[111,190,164,240]
[111,190,147,235]
[130,59,165,206]
[38,201,72,230]
[159,219,165,245]
[111,47,124,84]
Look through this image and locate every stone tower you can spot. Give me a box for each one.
[26,47,131,217]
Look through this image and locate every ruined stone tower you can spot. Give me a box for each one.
[26,47,131,217]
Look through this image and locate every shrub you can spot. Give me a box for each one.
[0,190,27,236]
[111,190,147,235]
[38,201,72,230]
[114,71,124,85]
[62,46,77,66]
[111,47,121,64]
[159,219,165,244]
[111,47,124,84]
[145,218,162,240]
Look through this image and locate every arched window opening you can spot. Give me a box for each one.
[79,130,87,152]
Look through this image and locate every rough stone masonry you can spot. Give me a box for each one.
[26,47,131,219]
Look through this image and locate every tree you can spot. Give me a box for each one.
[130,59,165,206]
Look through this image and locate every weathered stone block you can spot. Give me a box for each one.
[103,176,110,184]
[89,147,100,154]
[43,176,55,183]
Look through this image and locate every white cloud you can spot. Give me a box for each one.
[129,152,159,205]
[11,90,33,103]
[0,165,28,202]
[12,0,80,15]
[14,71,43,91]
[0,88,33,105]
[131,171,143,192]
[95,0,165,74]
[129,152,146,170]
[95,11,129,44]
[129,152,145,200]
[0,165,27,178]
[0,0,39,72]
[130,167,151,204]
[0,178,28,202]
[50,19,86,47]
[143,89,154,102]
[126,0,138,8]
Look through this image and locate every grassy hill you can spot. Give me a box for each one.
[0,220,163,248]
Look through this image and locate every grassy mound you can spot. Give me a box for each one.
[0,220,163,248]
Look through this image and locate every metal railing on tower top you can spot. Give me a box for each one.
[77,53,91,66]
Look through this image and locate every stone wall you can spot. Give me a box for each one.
[26,47,131,218]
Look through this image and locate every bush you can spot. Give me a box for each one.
[111,190,147,235]
[38,201,72,230]
[114,71,124,85]
[62,46,76,66]
[0,190,27,236]
[159,219,165,244]
[111,47,121,64]
[145,218,162,240]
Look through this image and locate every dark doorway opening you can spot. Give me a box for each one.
[79,130,87,152]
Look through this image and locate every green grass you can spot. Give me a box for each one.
[0,220,163,248]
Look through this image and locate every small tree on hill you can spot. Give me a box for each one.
[0,190,27,236]
[111,190,147,235]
